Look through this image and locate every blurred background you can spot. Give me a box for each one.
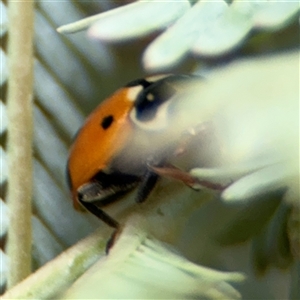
[0,0,299,298]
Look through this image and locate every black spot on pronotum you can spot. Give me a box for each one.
[101,115,114,129]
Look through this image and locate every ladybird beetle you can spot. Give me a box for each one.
[66,74,217,228]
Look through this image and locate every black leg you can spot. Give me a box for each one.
[136,170,159,203]
[78,198,119,229]
[105,229,119,254]
[78,200,120,254]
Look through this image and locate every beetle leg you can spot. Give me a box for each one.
[105,229,119,254]
[148,164,226,191]
[136,170,159,203]
[78,197,121,254]
[78,198,119,228]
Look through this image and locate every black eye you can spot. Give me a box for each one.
[101,115,114,129]
[135,81,175,122]
[134,75,195,122]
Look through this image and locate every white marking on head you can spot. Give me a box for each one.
[127,85,143,102]
[146,93,155,101]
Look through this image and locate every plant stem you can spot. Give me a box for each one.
[6,0,34,288]
[1,229,108,299]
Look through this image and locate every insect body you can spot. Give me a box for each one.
[67,74,200,228]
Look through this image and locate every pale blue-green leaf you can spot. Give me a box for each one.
[253,2,300,29]
[222,164,291,202]
[179,52,298,205]
[190,165,259,188]
[192,1,254,56]
[143,0,227,71]
[88,1,191,41]
[190,155,285,189]
[57,1,190,37]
